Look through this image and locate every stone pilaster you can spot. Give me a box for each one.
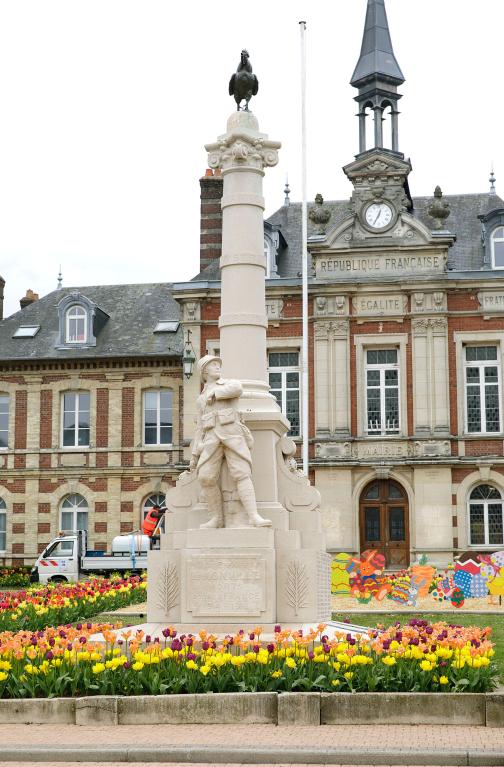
[412,317,449,436]
[314,320,350,436]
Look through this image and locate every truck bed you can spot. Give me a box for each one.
[81,554,148,571]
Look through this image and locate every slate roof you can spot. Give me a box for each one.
[266,192,504,278]
[0,283,182,362]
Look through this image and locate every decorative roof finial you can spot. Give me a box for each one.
[490,167,496,195]
[284,175,291,207]
[427,186,451,231]
[57,266,63,290]
[309,194,331,235]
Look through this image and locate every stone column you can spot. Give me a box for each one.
[206,111,280,409]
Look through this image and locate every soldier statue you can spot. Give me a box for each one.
[189,355,271,528]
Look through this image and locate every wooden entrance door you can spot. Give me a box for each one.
[359,479,410,568]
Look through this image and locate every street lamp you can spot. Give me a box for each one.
[182,329,196,379]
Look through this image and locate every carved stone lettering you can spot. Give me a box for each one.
[266,299,283,319]
[352,294,407,317]
[477,291,504,313]
[354,441,410,458]
[186,554,266,617]
[316,253,446,278]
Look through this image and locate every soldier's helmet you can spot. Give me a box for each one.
[197,355,222,381]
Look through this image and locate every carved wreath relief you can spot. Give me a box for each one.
[156,563,179,615]
[285,560,309,616]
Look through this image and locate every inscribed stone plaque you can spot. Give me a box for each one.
[186,554,266,617]
[354,441,410,458]
[352,294,406,317]
[316,253,445,278]
[477,291,504,313]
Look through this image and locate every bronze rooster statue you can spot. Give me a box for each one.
[229,50,259,111]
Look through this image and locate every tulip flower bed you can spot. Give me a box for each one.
[0,619,498,699]
[0,567,31,589]
[0,575,147,632]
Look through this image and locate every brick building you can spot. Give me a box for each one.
[0,284,183,564]
[1,0,504,568]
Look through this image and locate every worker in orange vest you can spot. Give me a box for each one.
[142,505,165,537]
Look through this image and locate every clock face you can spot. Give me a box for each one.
[365,202,394,230]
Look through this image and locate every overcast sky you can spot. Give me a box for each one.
[0,0,502,318]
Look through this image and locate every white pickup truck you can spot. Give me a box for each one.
[30,530,152,584]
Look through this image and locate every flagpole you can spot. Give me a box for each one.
[299,20,309,476]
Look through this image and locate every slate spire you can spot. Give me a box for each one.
[351,0,405,156]
[351,0,404,87]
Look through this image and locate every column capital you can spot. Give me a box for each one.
[206,112,280,173]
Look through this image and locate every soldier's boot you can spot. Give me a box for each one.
[236,477,272,527]
[200,485,224,528]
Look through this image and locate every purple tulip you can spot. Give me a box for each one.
[274,625,281,633]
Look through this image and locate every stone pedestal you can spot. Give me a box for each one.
[147,435,331,629]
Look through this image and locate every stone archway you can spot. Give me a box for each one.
[359,478,410,568]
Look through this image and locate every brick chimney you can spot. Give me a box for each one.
[20,289,39,310]
[199,169,223,274]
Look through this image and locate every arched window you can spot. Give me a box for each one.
[66,305,87,343]
[60,494,88,533]
[468,484,503,546]
[143,493,166,520]
[0,498,6,552]
[491,226,504,269]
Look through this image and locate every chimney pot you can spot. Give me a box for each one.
[20,289,39,310]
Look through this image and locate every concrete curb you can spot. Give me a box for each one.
[0,691,502,727]
[0,745,503,765]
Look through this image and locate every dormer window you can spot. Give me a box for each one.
[66,305,87,343]
[56,291,107,349]
[491,226,504,269]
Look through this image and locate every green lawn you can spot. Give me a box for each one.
[333,611,504,683]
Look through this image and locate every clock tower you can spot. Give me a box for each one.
[343,0,413,245]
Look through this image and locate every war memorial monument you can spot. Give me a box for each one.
[146,53,331,631]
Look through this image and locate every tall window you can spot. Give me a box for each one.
[0,498,6,551]
[143,391,173,445]
[0,395,8,449]
[268,352,300,437]
[365,349,400,435]
[60,494,88,533]
[468,484,503,546]
[491,226,504,269]
[264,238,272,278]
[465,346,501,434]
[66,305,87,343]
[62,392,90,447]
